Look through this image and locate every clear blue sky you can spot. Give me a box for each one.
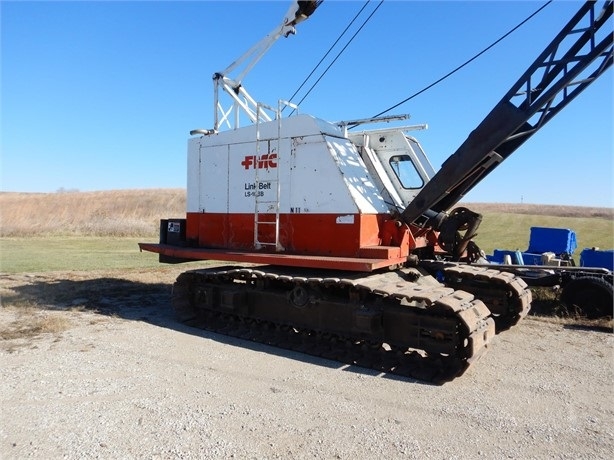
[2,1,612,207]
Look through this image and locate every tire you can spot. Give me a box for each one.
[561,276,613,319]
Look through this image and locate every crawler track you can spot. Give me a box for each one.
[419,261,532,331]
[172,266,496,384]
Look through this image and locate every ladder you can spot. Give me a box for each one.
[253,100,299,250]
[254,102,282,251]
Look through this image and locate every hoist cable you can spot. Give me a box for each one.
[285,0,373,109]
[289,0,385,114]
[361,0,552,124]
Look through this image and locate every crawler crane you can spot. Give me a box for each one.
[140,1,613,382]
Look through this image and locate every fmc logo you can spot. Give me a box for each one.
[241,153,277,170]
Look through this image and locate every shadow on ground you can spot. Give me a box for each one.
[3,274,610,386]
[529,298,612,333]
[3,275,419,383]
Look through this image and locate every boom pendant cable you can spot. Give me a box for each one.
[286,0,373,108]
[288,0,385,114]
[366,1,553,122]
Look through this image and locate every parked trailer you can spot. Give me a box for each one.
[483,227,613,318]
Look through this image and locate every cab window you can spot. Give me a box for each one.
[389,155,423,189]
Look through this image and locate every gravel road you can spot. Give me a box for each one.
[1,269,612,459]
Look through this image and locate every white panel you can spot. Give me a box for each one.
[364,131,435,205]
[188,114,390,216]
[285,135,358,214]
[228,139,281,213]
[199,142,229,213]
[326,136,389,214]
[200,114,342,148]
[186,138,200,213]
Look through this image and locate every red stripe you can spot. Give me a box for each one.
[186,212,406,258]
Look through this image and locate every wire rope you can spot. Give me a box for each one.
[285,0,373,109]
[362,1,553,124]
[288,0,385,114]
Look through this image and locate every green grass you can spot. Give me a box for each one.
[0,237,162,273]
[476,213,613,258]
[1,213,612,274]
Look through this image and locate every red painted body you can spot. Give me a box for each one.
[139,210,440,272]
[186,212,406,257]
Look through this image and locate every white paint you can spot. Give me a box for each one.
[335,215,355,224]
[188,114,397,215]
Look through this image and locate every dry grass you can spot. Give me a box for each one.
[1,190,611,239]
[0,281,73,342]
[462,202,613,220]
[0,189,185,237]
[528,287,613,331]
[0,268,182,343]
[0,306,72,342]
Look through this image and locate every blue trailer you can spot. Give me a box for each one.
[483,227,613,319]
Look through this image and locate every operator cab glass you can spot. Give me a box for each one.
[389,155,424,189]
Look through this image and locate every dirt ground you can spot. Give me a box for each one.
[1,268,612,459]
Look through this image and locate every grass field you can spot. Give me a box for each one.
[0,237,162,273]
[0,189,184,238]
[472,209,614,255]
[0,189,612,273]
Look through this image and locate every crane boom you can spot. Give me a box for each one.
[212,0,322,131]
[402,0,613,226]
